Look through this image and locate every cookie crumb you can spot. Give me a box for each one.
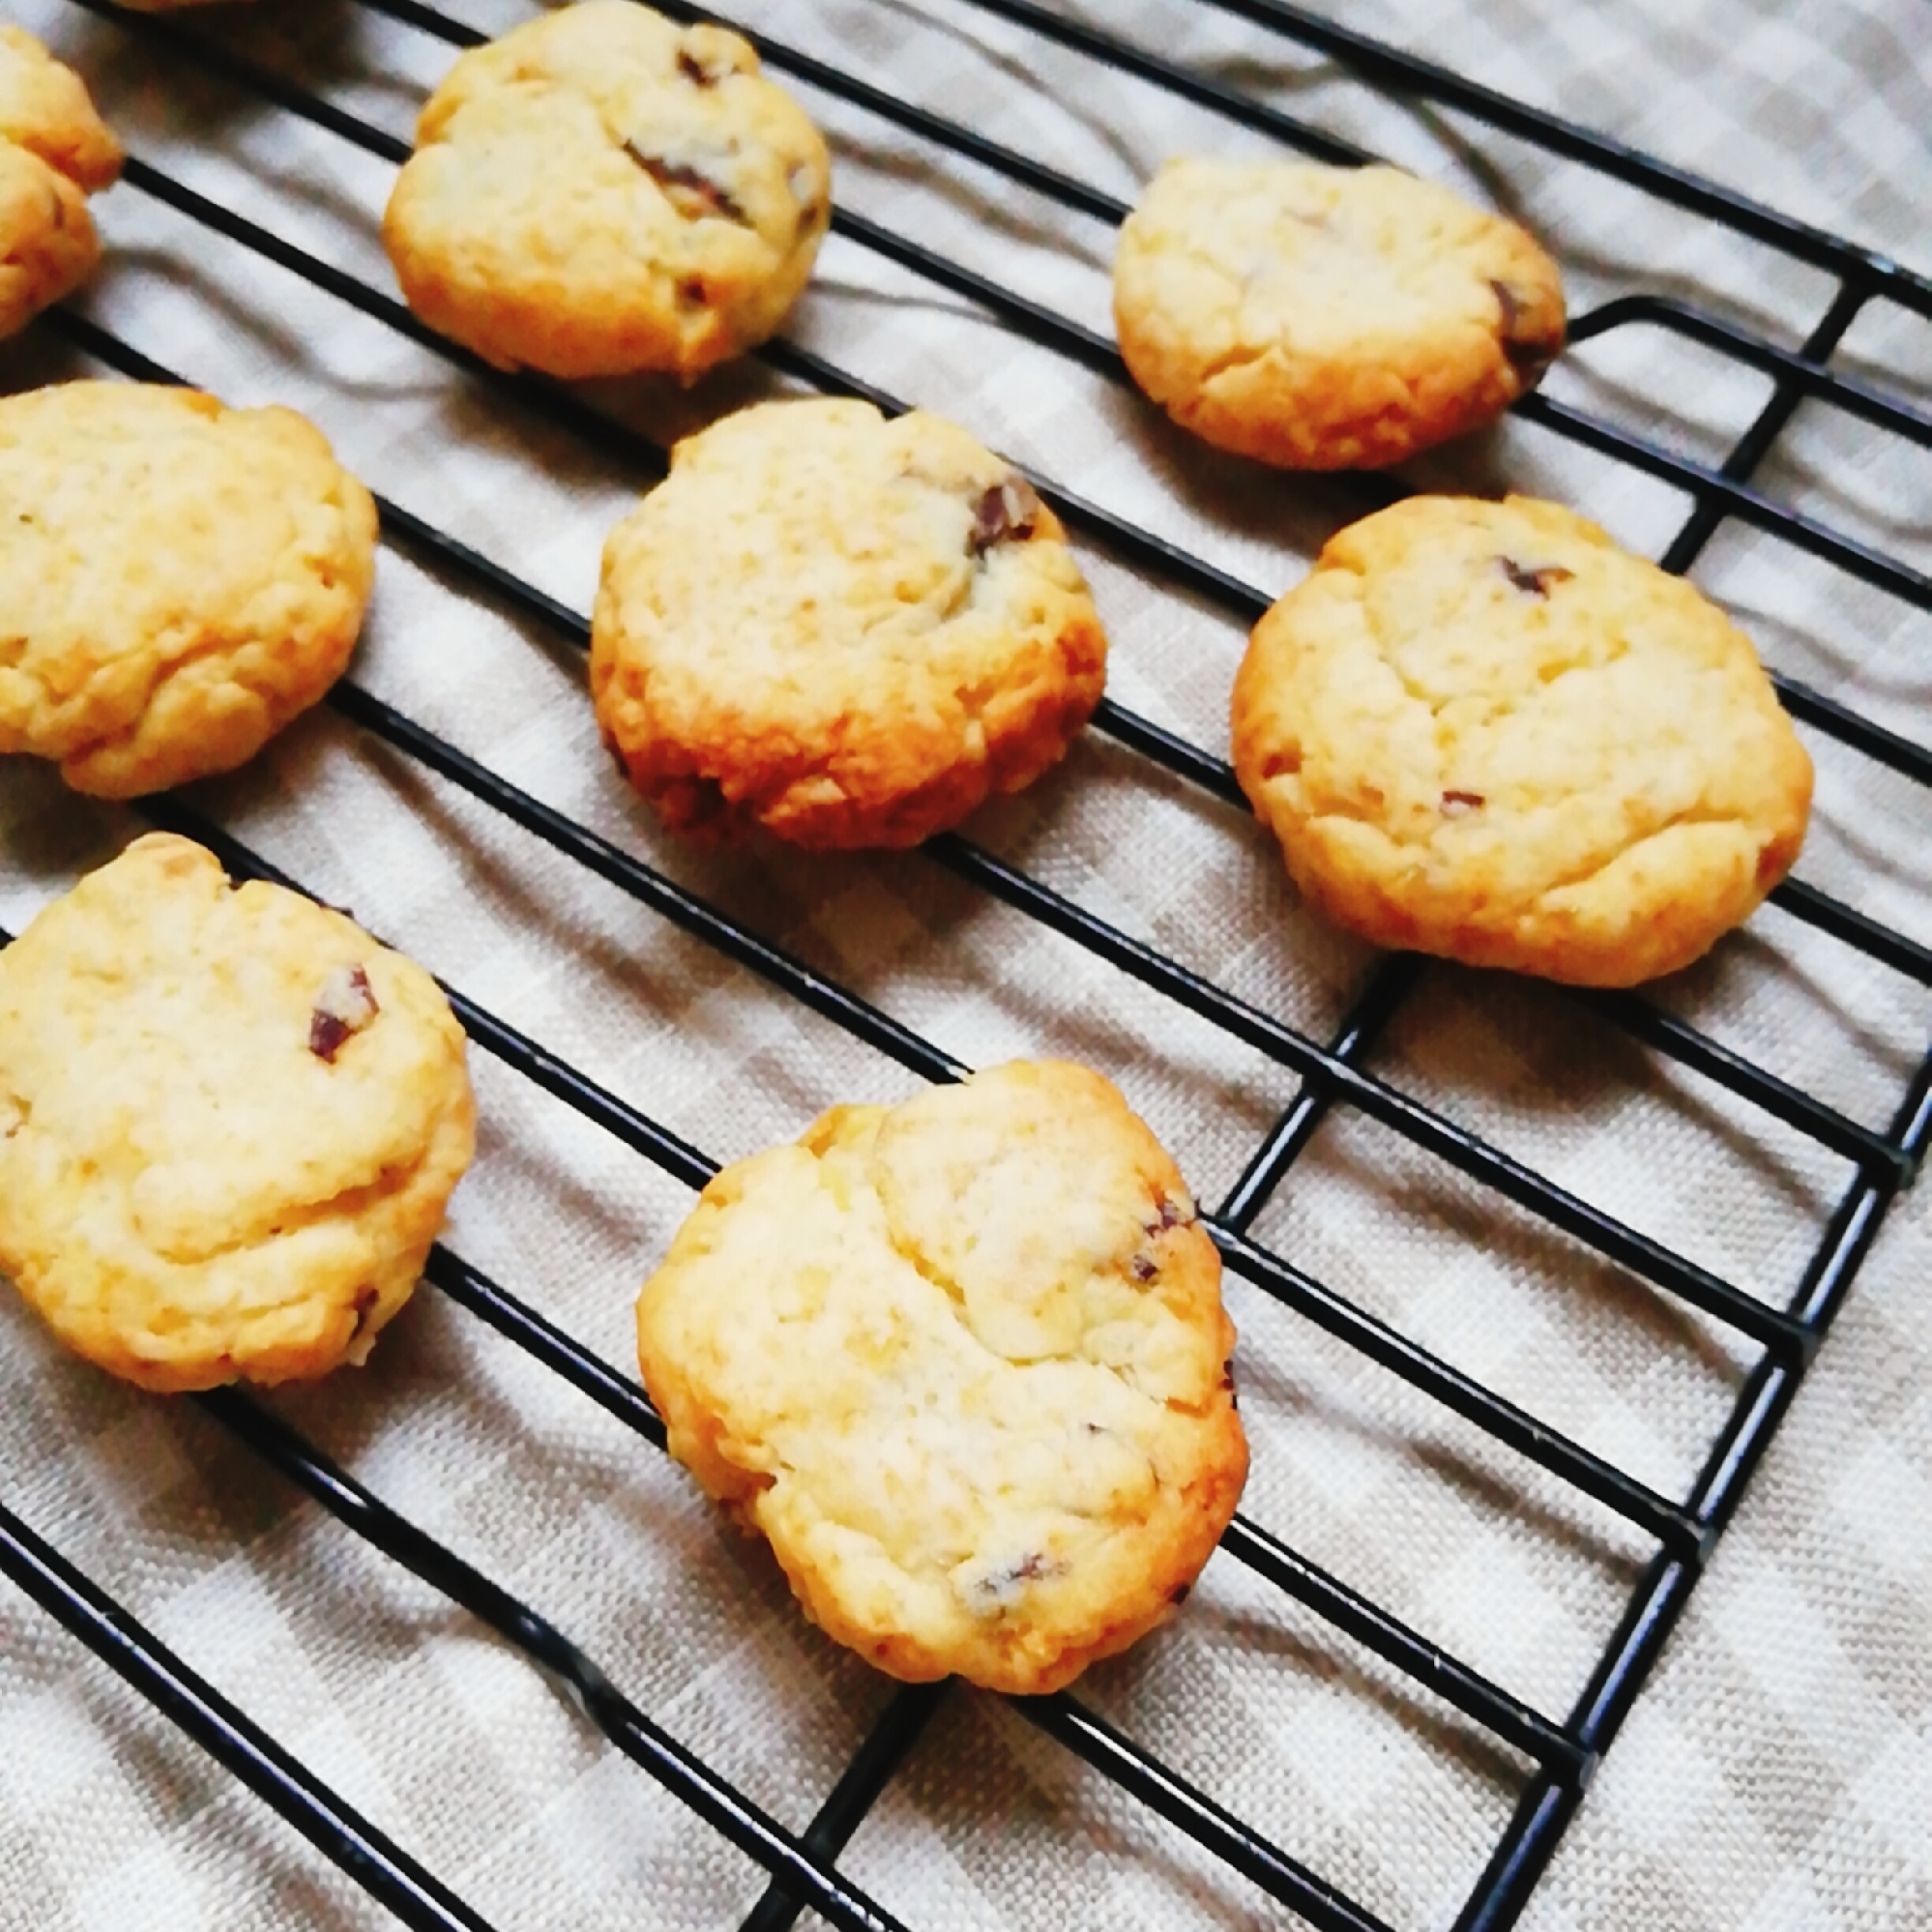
[1129,1253,1159,1282]
[309,964,378,1063]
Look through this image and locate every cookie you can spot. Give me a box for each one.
[591,397,1108,849]
[0,835,476,1393]
[382,1,831,382]
[0,381,378,798]
[0,26,123,341]
[635,1061,1247,1695]
[1113,158,1565,470]
[1231,495,1813,985]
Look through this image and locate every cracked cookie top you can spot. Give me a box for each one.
[381,0,831,382]
[634,1060,1248,1695]
[0,835,475,1392]
[0,25,123,342]
[0,381,377,798]
[1113,157,1565,470]
[1231,495,1813,985]
[590,396,1109,849]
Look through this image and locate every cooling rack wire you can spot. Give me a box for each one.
[0,3,1927,1931]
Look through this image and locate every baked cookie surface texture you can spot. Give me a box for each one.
[1113,158,1565,470]
[0,381,378,798]
[383,0,831,381]
[0,835,476,1393]
[0,25,122,340]
[635,1062,1248,1695]
[592,397,1109,849]
[1231,495,1814,986]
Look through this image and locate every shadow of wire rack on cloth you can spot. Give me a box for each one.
[0,2,1927,1931]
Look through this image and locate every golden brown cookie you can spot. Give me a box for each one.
[591,397,1108,849]
[0,381,378,798]
[0,835,476,1393]
[1113,158,1565,470]
[0,25,122,341]
[1231,495,1814,985]
[383,1,831,382]
[636,1061,1247,1696]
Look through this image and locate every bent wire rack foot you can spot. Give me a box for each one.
[2,4,1929,1932]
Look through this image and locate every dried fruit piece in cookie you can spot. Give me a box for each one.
[1113,157,1565,470]
[0,25,123,340]
[1230,495,1813,985]
[0,835,476,1393]
[382,1,831,381]
[635,1061,1247,1695]
[592,397,1108,849]
[0,381,377,797]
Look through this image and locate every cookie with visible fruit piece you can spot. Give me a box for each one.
[635,1060,1248,1696]
[1230,494,1813,985]
[0,835,475,1393]
[1113,157,1565,470]
[0,24,122,340]
[382,0,831,382]
[591,396,1108,848]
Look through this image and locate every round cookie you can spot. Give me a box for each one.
[383,1,831,382]
[1230,495,1814,986]
[1113,158,1566,470]
[591,397,1108,849]
[0,381,378,798]
[0,834,476,1393]
[635,1061,1248,1696]
[0,26,123,341]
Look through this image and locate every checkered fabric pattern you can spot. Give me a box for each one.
[0,1,1926,1928]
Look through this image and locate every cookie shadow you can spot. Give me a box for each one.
[1296,1108,1768,1393]
[1228,1321,1664,1579]
[1370,957,1851,1239]
[0,764,135,899]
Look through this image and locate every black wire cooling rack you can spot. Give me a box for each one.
[1,3,1928,1930]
